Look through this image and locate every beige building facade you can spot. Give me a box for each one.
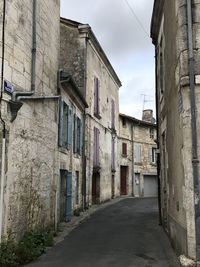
[60,18,122,207]
[119,111,157,198]
[151,0,200,264]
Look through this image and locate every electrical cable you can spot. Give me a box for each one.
[124,0,150,38]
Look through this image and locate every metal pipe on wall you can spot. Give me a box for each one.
[0,0,6,243]
[186,0,200,264]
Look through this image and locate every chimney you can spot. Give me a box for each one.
[142,109,154,123]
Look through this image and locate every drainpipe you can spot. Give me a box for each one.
[12,0,37,102]
[82,111,87,210]
[131,124,134,196]
[186,0,200,264]
[0,0,6,243]
[155,47,162,226]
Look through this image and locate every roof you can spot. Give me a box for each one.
[60,17,122,88]
[119,113,157,127]
[150,0,165,44]
[59,71,88,108]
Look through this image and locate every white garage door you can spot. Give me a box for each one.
[144,175,158,197]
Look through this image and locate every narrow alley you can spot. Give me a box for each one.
[26,198,179,267]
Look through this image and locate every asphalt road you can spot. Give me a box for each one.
[26,198,179,267]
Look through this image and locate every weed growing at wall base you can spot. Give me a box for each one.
[0,230,54,267]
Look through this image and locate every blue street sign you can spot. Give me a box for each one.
[4,80,14,95]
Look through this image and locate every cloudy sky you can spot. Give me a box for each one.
[60,0,155,120]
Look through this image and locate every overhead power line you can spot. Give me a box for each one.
[124,0,150,38]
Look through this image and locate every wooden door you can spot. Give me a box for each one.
[120,166,127,195]
[92,172,100,204]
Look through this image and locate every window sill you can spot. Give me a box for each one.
[134,162,143,166]
[122,154,127,158]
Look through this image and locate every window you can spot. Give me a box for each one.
[122,117,126,127]
[122,143,127,157]
[58,100,72,149]
[150,128,154,139]
[93,127,100,168]
[111,99,115,129]
[73,114,82,155]
[150,147,157,164]
[75,171,79,205]
[134,143,142,163]
[94,76,100,118]
[111,138,115,171]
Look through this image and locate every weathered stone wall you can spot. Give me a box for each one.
[86,41,120,204]
[153,0,200,259]
[0,0,60,239]
[60,20,121,205]
[118,116,157,197]
[60,21,86,96]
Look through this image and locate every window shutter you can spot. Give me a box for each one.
[58,99,64,147]
[73,114,77,153]
[80,120,83,155]
[67,109,72,149]
[122,143,127,156]
[112,138,115,170]
[149,147,153,163]
[111,99,115,129]
[134,143,141,163]
[97,78,100,115]
[93,127,97,166]
[94,77,97,115]
[97,128,100,166]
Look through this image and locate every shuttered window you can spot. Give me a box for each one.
[122,143,127,157]
[73,115,82,155]
[58,99,71,149]
[94,76,100,118]
[111,138,115,170]
[149,147,157,164]
[93,127,100,167]
[134,143,142,163]
[111,99,115,129]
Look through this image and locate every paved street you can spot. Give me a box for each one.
[26,198,179,267]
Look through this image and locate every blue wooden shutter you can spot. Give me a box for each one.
[58,99,64,147]
[80,120,83,155]
[66,171,72,222]
[73,114,77,153]
[67,109,72,149]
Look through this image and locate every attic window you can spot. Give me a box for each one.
[122,117,126,127]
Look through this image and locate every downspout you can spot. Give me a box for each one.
[155,47,162,226]
[12,0,37,102]
[131,123,134,196]
[82,111,87,210]
[0,0,6,243]
[187,0,200,266]
[186,0,200,263]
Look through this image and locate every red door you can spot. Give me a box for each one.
[120,166,127,195]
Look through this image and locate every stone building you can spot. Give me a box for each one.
[119,110,157,198]
[151,0,200,263]
[60,18,122,206]
[0,0,61,240]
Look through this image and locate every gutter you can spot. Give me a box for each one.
[131,124,134,196]
[155,47,162,226]
[186,0,200,264]
[12,0,37,103]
